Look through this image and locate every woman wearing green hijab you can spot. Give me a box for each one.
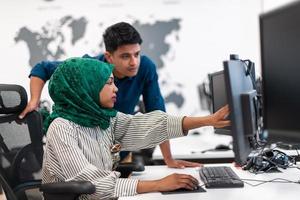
[42,57,230,199]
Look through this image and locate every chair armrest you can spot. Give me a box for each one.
[116,162,145,178]
[40,181,96,200]
[40,181,95,194]
[116,162,145,172]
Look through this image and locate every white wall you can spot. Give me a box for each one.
[0,0,296,115]
[262,0,298,12]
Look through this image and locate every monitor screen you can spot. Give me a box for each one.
[224,59,257,166]
[260,1,300,145]
[209,70,227,113]
[209,70,231,135]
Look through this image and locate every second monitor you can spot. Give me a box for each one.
[209,70,231,135]
[224,59,258,166]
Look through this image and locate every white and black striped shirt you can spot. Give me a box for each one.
[42,111,185,199]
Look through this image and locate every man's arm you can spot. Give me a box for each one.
[19,77,45,119]
[159,140,202,168]
[19,61,60,119]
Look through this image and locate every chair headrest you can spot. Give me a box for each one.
[0,84,27,114]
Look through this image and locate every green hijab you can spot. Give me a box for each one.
[44,57,117,132]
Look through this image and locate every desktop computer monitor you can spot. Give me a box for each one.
[260,1,300,146]
[224,59,258,166]
[208,70,231,135]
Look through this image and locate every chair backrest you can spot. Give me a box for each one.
[0,84,44,199]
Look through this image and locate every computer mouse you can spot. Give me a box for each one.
[192,131,201,135]
[215,144,230,150]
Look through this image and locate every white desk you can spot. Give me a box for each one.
[120,163,300,200]
[152,128,300,163]
[152,127,234,163]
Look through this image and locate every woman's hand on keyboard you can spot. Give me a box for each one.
[156,173,199,191]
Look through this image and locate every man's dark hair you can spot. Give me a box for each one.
[103,22,143,52]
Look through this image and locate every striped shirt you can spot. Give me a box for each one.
[42,111,185,199]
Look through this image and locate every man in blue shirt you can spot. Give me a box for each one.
[19,22,201,168]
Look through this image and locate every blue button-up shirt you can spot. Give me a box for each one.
[30,54,166,114]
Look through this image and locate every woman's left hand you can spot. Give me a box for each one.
[210,105,231,128]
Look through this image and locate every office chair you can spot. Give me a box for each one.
[0,84,45,200]
[0,173,18,200]
[0,84,95,200]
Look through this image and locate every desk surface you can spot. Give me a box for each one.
[120,163,300,200]
[153,127,234,162]
[152,128,299,163]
